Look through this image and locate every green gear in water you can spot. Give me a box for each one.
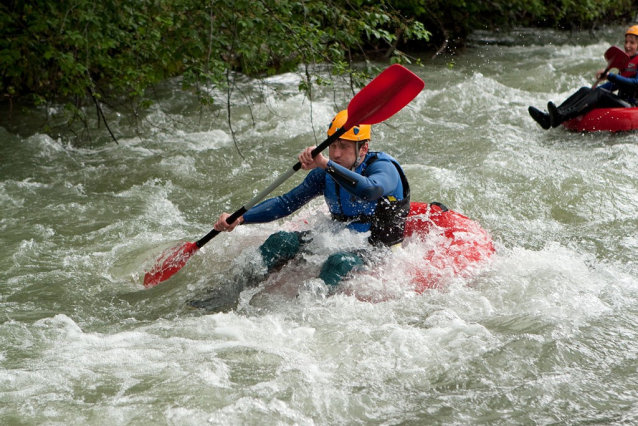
[319,252,364,286]
[259,231,303,271]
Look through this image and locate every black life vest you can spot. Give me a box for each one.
[331,154,411,247]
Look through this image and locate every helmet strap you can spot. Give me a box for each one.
[352,140,368,170]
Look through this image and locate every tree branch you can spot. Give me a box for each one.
[91,91,119,145]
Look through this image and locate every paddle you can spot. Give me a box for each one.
[592,46,629,89]
[143,64,425,287]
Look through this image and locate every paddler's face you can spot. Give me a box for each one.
[329,139,367,169]
[625,34,638,57]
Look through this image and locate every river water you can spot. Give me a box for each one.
[2,27,638,425]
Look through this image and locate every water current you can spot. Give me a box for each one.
[2,27,638,425]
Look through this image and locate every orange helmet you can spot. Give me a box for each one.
[327,110,371,141]
[626,25,638,37]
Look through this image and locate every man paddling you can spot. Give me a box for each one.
[213,110,410,286]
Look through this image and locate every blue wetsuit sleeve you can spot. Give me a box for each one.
[326,159,399,201]
[599,81,615,91]
[607,72,638,91]
[242,168,325,224]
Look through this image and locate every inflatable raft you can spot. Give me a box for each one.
[404,202,495,292]
[562,107,638,132]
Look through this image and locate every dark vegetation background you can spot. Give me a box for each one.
[1,0,636,145]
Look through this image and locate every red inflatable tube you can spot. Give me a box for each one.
[404,202,495,293]
[562,107,638,132]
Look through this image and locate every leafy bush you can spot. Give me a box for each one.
[392,0,636,52]
[0,0,429,144]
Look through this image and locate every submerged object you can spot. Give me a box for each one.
[562,107,638,132]
[404,202,495,292]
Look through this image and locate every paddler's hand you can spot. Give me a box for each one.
[214,213,243,232]
[298,146,328,170]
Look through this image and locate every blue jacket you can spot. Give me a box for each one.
[243,151,410,245]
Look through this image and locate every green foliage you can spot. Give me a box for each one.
[0,0,429,144]
[542,0,634,27]
[392,0,636,51]
[3,0,634,145]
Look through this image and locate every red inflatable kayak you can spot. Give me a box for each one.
[562,107,638,132]
[404,202,495,293]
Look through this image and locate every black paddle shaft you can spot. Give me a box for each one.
[195,126,348,248]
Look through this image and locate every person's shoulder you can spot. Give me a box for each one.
[371,151,401,165]
[366,152,401,174]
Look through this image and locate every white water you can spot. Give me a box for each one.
[2,27,638,424]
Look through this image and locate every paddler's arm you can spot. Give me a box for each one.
[325,159,399,201]
[296,144,399,201]
[214,168,324,231]
[606,72,638,91]
[243,169,323,223]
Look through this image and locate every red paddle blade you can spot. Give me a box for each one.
[345,64,424,129]
[143,242,199,287]
[604,46,629,70]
